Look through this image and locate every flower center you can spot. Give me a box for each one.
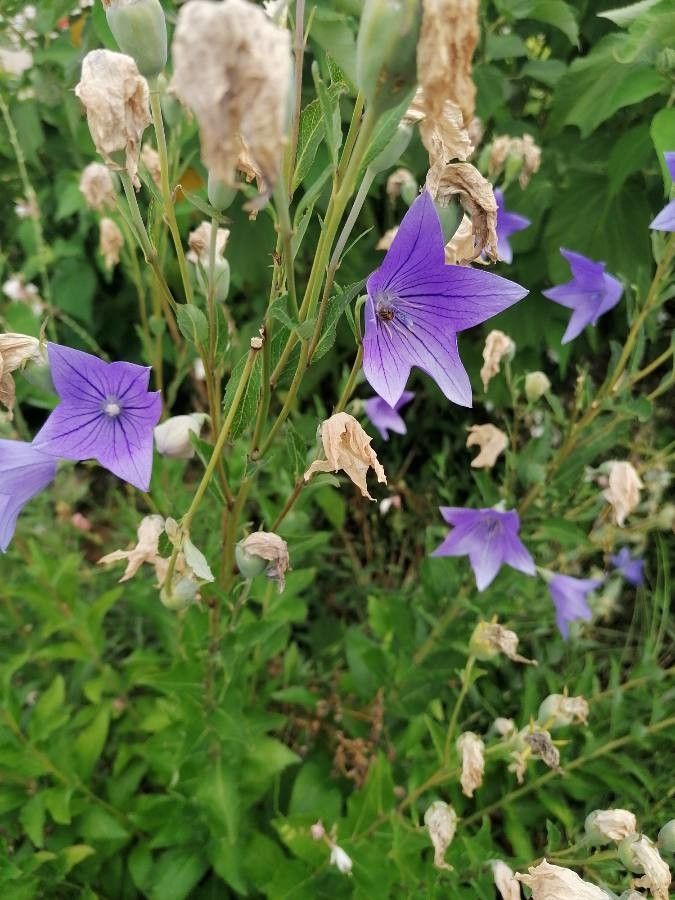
[103,399,122,418]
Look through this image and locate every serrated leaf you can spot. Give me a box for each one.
[176,304,208,346]
[221,349,262,440]
[268,293,297,331]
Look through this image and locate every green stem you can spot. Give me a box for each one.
[334,344,363,412]
[286,0,307,197]
[444,655,475,764]
[259,341,309,457]
[271,477,305,531]
[148,81,194,305]
[273,178,299,316]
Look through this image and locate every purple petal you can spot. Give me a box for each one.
[97,414,157,491]
[46,343,109,405]
[561,306,596,344]
[650,199,675,232]
[362,297,412,407]
[597,272,624,317]
[439,506,483,527]
[559,249,605,291]
[0,440,57,551]
[468,538,504,591]
[363,396,407,441]
[666,151,675,182]
[501,528,536,577]
[548,574,602,639]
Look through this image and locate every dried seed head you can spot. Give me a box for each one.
[171,0,292,193]
[524,730,561,772]
[480,330,515,392]
[236,531,290,592]
[79,162,117,211]
[491,860,521,900]
[456,731,485,798]
[603,461,643,527]
[187,222,230,265]
[423,801,456,871]
[99,217,124,270]
[75,49,151,186]
[469,621,536,665]
[493,717,516,737]
[466,424,508,470]
[537,693,589,729]
[584,809,638,845]
[516,859,611,899]
[426,162,497,260]
[525,371,551,402]
[304,413,387,501]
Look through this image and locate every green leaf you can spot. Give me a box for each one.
[149,849,209,900]
[221,348,262,440]
[60,844,96,874]
[284,420,307,478]
[528,0,579,43]
[75,706,110,778]
[598,0,662,26]
[313,279,365,360]
[29,674,66,741]
[485,33,528,60]
[651,107,675,191]
[310,8,357,85]
[20,794,45,848]
[44,786,73,825]
[293,91,342,190]
[175,304,208,346]
[195,758,240,844]
[607,125,653,196]
[311,62,344,167]
[52,258,96,325]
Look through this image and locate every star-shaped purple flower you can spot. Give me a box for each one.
[432,506,536,591]
[542,249,623,345]
[547,573,602,639]
[363,391,414,441]
[495,188,530,264]
[363,190,528,408]
[0,440,57,551]
[610,547,645,587]
[33,343,161,492]
[650,152,675,231]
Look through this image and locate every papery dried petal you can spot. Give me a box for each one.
[424,800,456,870]
[376,227,399,250]
[470,621,536,665]
[99,217,124,269]
[492,860,521,900]
[603,461,643,527]
[444,214,477,265]
[187,221,230,265]
[524,730,561,772]
[466,423,508,469]
[623,835,671,900]
[537,694,589,728]
[98,514,165,582]
[0,333,43,416]
[427,162,497,260]
[141,142,162,186]
[585,809,637,844]
[79,162,117,211]
[456,731,484,797]
[304,413,387,501]
[516,859,611,899]
[480,330,515,391]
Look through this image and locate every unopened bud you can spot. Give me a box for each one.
[160,574,199,611]
[310,821,326,841]
[104,0,168,78]
[469,620,535,665]
[658,819,675,854]
[368,124,413,175]
[424,801,456,871]
[584,809,637,845]
[154,413,208,459]
[525,371,551,402]
[356,0,421,115]
[537,694,589,729]
[208,171,237,212]
[329,844,353,875]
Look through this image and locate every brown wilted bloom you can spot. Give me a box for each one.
[480,330,515,391]
[98,514,165,583]
[491,860,520,900]
[141,143,162,187]
[237,531,289,592]
[386,168,417,201]
[537,693,589,728]
[304,413,387,501]
[426,161,498,260]
[376,227,398,251]
[0,333,43,417]
[524,730,561,773]
[406,89,474,165]
[75,49,151,187]
[603,460,643,527]
[79,162,116,211]
[585,808,637,844]
[466,424,508,469]
[186,221,230,266]
[624,835,671,900]
[456,731,485,798]
[488,134,541,189]
[470,621,537,666]
[423,801,457,871]
[516,859,611,899]
[171,0,291,194]
[444,215,478,265]
[99,217,124,269]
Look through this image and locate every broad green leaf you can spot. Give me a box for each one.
[528,0,579,43]
[599,0,661,26]
[175,304,208,346]
[607,125,653,196]
[60,844,96,874]
[195,758,240,844]
[293,89,343,190]
[52,258,96,325]
[485,33,528,61]
[221,347,262,439]
[75,706,110,778]
[19,794,45,848]
[149,848,209,900]
[29,674,66,741]
[651,107,675,191]
[313,279,365,360]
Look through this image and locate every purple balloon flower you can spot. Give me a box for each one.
[362,190,528,408]
[494,188,530,264]
[432,506,536,591]
[34,343,161,492]
[650,152,675,231]
[0,440,57,551]
[363,391,414,441]
[610,547,645,587]
[542,249,623,345]
[548,573,602,639]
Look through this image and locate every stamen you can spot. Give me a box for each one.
[104,400,121,417]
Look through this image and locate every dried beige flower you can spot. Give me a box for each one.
[494,717,516,737]
[488,134,541,189]
[0,333,42,417]
[466,424,508,469]
[426,162,498,260]
[386,168,417,201]
[141,142,162,186]
[406,88,474,165]
[171,0,291,192]
[537,693,589,728]
[187,221,230,266]
[98,514,165,582]
[470,621,537,665]
[304,413,387,501]
[154,413,208,459]
[79,162,117,211]
[444,215,478,265]
[456,731,485,797]
[99,217,124,269]
[376,227,399,251]
[237,531,290,592]
[585,809,637,845]
[622,835,671,900]
[424,801,456,871]
[524,730,561,772]
[480,330,515,391]
[491,860,521,900]
[75,49,151,186]
[603,461,643,527]
[516,859,610,899]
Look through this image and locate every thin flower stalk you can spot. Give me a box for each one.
[444,655,476,765]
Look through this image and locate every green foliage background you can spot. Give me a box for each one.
[0,0,674,897]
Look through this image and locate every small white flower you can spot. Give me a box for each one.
[329,844,353,875]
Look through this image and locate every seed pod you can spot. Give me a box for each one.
[208,171,237,212]
[104,0,168,79]
[658,819,675,853]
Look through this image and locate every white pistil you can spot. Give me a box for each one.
[104,400,121,417]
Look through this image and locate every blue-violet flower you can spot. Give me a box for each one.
[363,391,414,441]
[0,440,57,551]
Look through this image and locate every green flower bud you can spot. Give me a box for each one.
[368,124,413,176]
[584,809,637,846]
[104,0,168,79]
[525,371,551,402]
[658,819,675,853]
[235,542,268,579]
[356,0,421,115]
[435,198,464,244]
[208,171,237,212]
[160,575,198,611]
